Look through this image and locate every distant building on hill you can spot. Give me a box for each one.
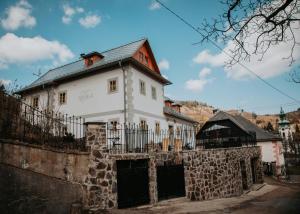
[278,107,293,141]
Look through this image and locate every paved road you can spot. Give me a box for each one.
[102,177,300,214]
[231,177,300,214]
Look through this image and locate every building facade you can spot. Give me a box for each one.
[17,39,196,133]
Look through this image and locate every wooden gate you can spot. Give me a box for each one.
[156,163,185,200]
[116,159,150,208]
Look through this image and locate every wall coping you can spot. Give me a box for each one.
[0,139,90,155]
[84,122,107,125]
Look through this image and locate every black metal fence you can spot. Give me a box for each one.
[106,124,196,153]
[196,135,257,149]
[0,91,86,151]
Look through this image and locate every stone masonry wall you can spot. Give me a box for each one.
[0,122,264,212]
[183,147,263,201]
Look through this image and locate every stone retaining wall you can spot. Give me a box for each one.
[0,122,264,212]
[0,140,89,183]
[183,147,263,201]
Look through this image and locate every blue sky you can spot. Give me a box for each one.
[0,0,299,114]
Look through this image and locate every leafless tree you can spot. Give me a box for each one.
[201,0,300,80]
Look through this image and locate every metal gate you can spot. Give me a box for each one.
[116,159,150,208]
[156,163,185,200]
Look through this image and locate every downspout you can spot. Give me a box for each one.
[118,60,127,125]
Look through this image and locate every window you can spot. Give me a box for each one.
[108,78,118,93]
[145,56,149,65]
[139,51,144,62]
[87,58,93,66]
[139,80,146,95]
[151,86,157,100]
[109,119,119,131]
[32,96,39,108]
[59,91,67,105]
[176,126,181,137]
[140,119,147,130]
[155,122,160,135]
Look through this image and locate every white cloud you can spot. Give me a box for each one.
[1,0,36,31]
[185,79,208,92]
[158,59,170,70]
[79,15,101,28]
[0,33,74,69]
[0,79,12,86]
[149,1,161,10]
[199,67,211,78]
[185,67,213,92]
[62,4,84,24]
[193,26,300,80]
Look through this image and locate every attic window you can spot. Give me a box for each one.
[82,52,104,67]
[139,51,144,62]
[86,58,93,66]
[145,56,149,65]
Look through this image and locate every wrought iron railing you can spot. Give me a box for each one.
[0,91,86,151]
[196,136,257,149]
[106,123,196,153]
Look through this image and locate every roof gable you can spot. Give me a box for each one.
[206,111,281,141]
[133,40,160,74]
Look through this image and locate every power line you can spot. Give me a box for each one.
[155,0,300,105]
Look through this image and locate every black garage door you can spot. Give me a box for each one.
[116,159,150,208]
[157,163,186,200]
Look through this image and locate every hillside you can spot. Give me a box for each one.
[180,101,300,129]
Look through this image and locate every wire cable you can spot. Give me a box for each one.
[155,0,300,105]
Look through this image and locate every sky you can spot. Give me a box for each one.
[0,0,299,115]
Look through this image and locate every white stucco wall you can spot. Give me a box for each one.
[22,66,195,131]
[23,69,125,123]
[258,140,285,175]
[130,67,165,117]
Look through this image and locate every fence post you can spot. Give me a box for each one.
[83,122,117,210]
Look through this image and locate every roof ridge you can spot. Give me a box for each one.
[47,59,83,72]
[100,37,147,54]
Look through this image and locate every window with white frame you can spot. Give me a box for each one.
[59,91,67,105]
[108,78,118,93]
[151,86,157,100]
[32,96,39,108]
[140,119,147,130]
[139,80,146,95]
[155,122,160,134]
[108,119,119,131]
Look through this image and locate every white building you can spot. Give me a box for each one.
[17,39,197,135]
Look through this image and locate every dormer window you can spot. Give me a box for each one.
[81,51,104,67]
[86,58,93,66]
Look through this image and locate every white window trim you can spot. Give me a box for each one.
[108,118,120,129]
[107,77,119,94]
[151,86,157,100]
[139,79,146,96]
[32,95,40,108]
[155,121,160,135]
[58,91,67,105]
